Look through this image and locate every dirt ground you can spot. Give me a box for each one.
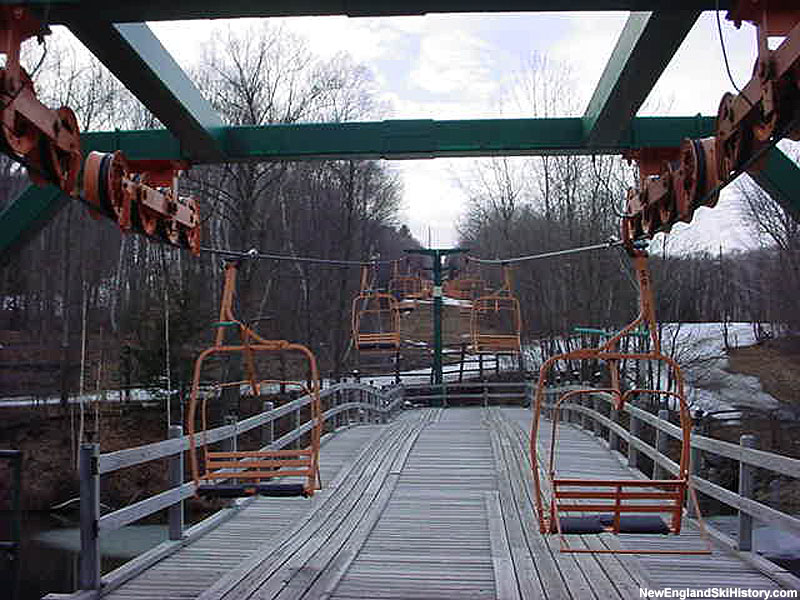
[727,335,800,406]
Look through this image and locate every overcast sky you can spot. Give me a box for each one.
[146,12,781,253]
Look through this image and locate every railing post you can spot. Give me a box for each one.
[262,401,274,447]
[482,382,488,408]
[738,434,757,551]
[580,394,589,431]
[223,415,238,453]
[524,382,533,409]
[592,396,601,437]
[79,442,100,591]
[168,425,184,541]
[687,424,702,518]
[628,414,640,470]
[335,388,341,429]
[609,401,620,452]
[654,408,670,480]
[442,381,448,408]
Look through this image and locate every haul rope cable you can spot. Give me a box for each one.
[466,238,625,265]
[200,246,396,267]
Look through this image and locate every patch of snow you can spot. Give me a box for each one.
[661,323,780,413]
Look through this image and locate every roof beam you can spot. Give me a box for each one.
[583,10,700,147]
[748,147,800,221]
[37,1,730,22]
[65,18,226,162]
[81,116,716,162]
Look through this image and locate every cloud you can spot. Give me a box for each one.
[643,13,756,116]
[409,27,497,101]
[396,159,466,246]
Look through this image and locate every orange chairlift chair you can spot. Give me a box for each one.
[352,264,401,353]
[529,249,710,554]
[187,262,322,498]
[470,264,522,354]
[388,258,426,302]
[443,259,487,301]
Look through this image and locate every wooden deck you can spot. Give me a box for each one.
[83,407,799,599]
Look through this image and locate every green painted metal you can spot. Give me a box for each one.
[583,11,699,146]
[65,19,225,161]
[0,185,68,259]
[407,248,467,396]
[748,147,800,222]
[34,0,730,23]
[81,116,716,162]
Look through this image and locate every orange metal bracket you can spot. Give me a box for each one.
[0,6,81,194]
[621,1,800,248]
[83,151,201,254]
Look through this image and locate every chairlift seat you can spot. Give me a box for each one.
[598,514,671,534]
[197,483,308,498]
[558,515,605,534]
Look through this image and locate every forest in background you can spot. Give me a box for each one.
[0,25,421,402]
[454,55,800,343]
[1,27,798,406]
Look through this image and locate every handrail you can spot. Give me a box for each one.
[541,387,800,542]
[77,381,405,593]
[99,383,402,474]
[589,391,800,479]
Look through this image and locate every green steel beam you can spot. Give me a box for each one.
[81,116,716,162]
[0,185,68,259]
[65,18,225,162]
[29,0,730,22]
[748,147,800,221]
[583,10,699,147]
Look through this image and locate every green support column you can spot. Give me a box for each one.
[407,247,467,405]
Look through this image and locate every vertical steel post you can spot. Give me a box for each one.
[654,409,670,480]
[406,247,467,406]
[79,442,100,590]
[168,425,184,541]
[738,434,757,551]
[432,251,443,397]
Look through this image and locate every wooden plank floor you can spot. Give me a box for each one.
[88,407,798,600]
[102,423,389,600]
[331,407,498,600]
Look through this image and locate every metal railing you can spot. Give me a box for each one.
[540,388,800,556]
[75,382,404,597]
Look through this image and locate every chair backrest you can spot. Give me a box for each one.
[352,291,401,351]
[470,294,522,353]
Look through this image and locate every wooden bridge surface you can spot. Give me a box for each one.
[96,407,798,600]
